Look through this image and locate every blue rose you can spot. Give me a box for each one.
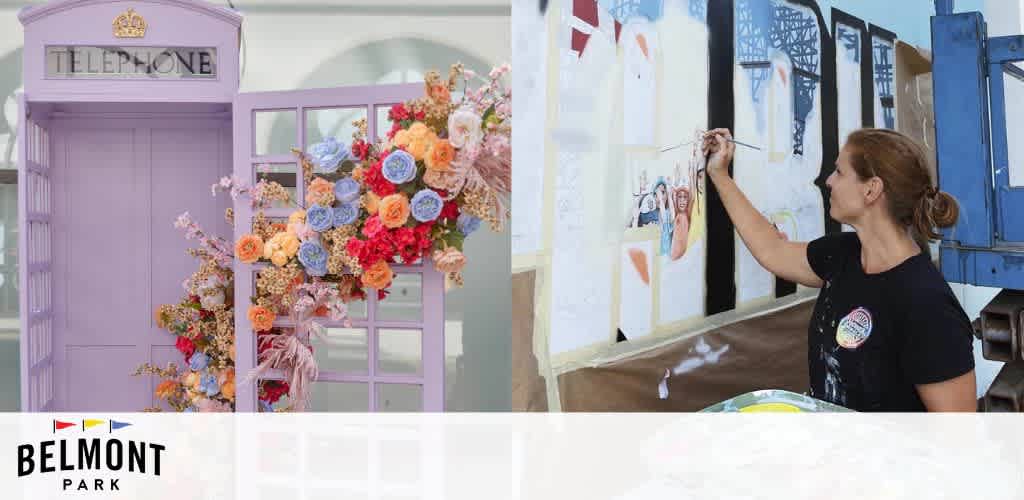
[333,202,360,227]
[457,214,481,235]
[410,189,444,222]
[259,400,273,412]
[200,373,220,397]
[334,177,361,203]
[306,203,334,232]
[297,240,328,277]
[189,351,210,371]
[307,137,352,173]
[381,150,417,184]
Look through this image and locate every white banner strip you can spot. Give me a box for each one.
[2,414,1022,499]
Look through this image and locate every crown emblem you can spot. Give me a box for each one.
[113,8,147,38]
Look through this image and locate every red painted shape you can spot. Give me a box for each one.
[574,0,599,27]
[571,28,592,57]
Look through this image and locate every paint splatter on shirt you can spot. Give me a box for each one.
[805,232,975,411]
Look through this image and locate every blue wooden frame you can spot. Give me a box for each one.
[985,35,1024,242]
[933,11,1024,289]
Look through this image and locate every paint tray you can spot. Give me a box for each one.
[698,389,852,412]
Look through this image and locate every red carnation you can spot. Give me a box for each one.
[362,215,385,239]
[395,227,416,247]
[175,336,195,358]
[387,103,405,122]
[260,380,289,404]
[440,199,460,221]
[346,237,366,258]
[351,139,371,161]
[363,161,397,197]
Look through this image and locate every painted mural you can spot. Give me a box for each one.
[512,0,906,361]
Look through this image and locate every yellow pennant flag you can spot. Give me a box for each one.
[83,419,106,429]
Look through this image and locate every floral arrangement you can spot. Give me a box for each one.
[221,63,511,412]
[144,63,511,412]
[134,213,237,412]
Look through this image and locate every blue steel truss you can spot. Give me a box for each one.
[873,38,896,129]
[605,0,663,23]
[736,0,821,156]
[836,24,860,62]
[689,0,706,23]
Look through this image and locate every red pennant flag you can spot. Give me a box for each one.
[615,20,622,44]
[54,420,76,431]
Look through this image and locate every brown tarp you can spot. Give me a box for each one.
[557,300,814,411]
[512,270,549,411]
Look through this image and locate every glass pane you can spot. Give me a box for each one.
[254,163,297,208]
[377,328,422,375]
[376,273,422,322]
[377,384,422,412]
[375,104,396,143]
[311,326,368,374]
[1004,67,1024,187]
[309,382,368,412]
[346,298,367,320]
[254,109,296,156]
[306,106,369,148]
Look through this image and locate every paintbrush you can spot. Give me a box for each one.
[660,135,762,153]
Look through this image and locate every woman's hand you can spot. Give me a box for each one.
[702,128,735,181]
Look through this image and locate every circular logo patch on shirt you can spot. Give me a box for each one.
[836,306,873,349]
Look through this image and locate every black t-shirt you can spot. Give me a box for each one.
[805,232,975,412]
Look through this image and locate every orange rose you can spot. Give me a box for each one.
[305,177,336,206]
[352,166,365,181]
[364,192,380,214]
[425,139,455,172]
[408,122,430,140]
[361,260,394,289]
[378,193,410,228]
[221,380,235,400]
[247,305,276,332]
[155,380,178,399]
[394,129,411,147]
[407,138,431,161]
[430,84,451,104]
[235,234,264,264]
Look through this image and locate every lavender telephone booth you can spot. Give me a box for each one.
[18,0,444,412]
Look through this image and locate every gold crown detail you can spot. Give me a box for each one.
[113,8,146,38]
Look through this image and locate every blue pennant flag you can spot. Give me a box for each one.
[110,420,132,431]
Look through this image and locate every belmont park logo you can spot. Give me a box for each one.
[16,418,166,492]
